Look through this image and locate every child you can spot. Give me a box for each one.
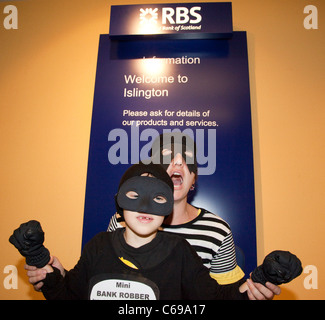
[24,163,275,300]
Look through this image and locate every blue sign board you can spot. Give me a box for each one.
[82,3,257,277]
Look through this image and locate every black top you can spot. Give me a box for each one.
[42,230,248,300]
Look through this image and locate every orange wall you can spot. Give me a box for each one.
[1,0,324,300]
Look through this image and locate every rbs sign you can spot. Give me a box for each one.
[162,7,202,24]
[109,3,233,39]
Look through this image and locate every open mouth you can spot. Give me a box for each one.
[171,172,183,186]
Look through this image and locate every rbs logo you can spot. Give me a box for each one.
[139,6,202,26]
[162,7,202,24]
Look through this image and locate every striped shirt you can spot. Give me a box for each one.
[107,207,244,284]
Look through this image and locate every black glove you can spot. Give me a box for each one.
[251,250,302,285]
[9,220,50,268]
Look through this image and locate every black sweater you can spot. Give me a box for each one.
[42,230,248,300]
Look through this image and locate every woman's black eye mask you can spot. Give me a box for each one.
[150,134,197,174]
[117,176,174,216]
[159,142,197,174]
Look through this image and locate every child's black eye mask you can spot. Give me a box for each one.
[117,176,173,216]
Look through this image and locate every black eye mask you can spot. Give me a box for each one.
[151,133,197,174]
[117,176,173,216]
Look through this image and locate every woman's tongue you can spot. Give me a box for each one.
[172,174,183,186]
